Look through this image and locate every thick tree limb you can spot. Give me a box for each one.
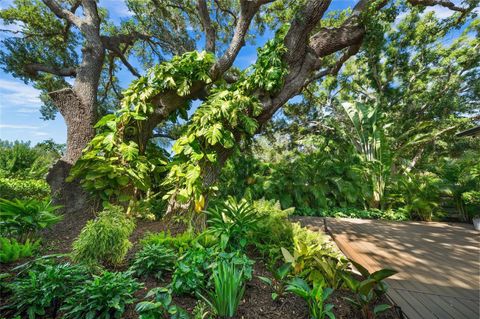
[197,0,216,52]
[25,63,77,77]
[42,0,83,27]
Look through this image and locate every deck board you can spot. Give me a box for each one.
[296,217,480,319]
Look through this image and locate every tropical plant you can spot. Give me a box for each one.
[6,263,89,319]
[206,197,262,250]
[0,237,40,263]
[130,243,176,279]
[286,277,335,319]
[199,260,246,318]
[62,271,141,319]
[0,198,62,241]
[342,260,397,319]
[71,205,135,266]
[258,263,292,300]
[136,287,190,319]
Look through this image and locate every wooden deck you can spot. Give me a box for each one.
[297,217,480,319]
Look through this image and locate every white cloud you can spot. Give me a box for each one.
[0,79,42,109]
[17,107,39,113]
[0,124,40,129]
[33,131,49,136]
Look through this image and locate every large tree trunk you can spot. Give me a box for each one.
[47,41,104,214]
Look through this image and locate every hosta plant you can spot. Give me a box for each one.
[342,260,397,319]
[130,243,176,279]
[61,271,141,319]
[286,277,335,319]
[6,262,89,319]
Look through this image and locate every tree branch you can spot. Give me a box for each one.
[407,0,469,12]
[25,63,77,77]
[209,0,272,79]
[42,0,83,27]
[197,0,216,53]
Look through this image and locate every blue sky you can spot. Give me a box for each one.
[0,0,467,145]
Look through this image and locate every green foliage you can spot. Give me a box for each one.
[136,287,190,319]
[286,278,335,319]
[130,243,176,279]
[6,263,89,319]
[199,260,246,318]
[281,224,347,286]
[0,237,40,263]
[0,198,62,241]
[0,140,62,179]
[192,300,212,319]
[258,263,292,300]
[342,260,397,319]
[0,178,50,201]
[61,271,141,319]
[171,245,213,294]
[307,207,408,221]
[70,51,215,204]
[141,230,195,253]
[71,205,135,266]
[206,197,262,250]
[250,199,294,265]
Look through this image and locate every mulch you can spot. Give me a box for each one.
[0,212,401,319]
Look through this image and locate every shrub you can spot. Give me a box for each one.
[342,260,397,319]
[61,271,141,319]
[206,197,262,250]
[71,205,135,266]
[286,278,335,319]
[199,260,246,318]
[0,237,40,263]
[171,245,213,295]
[0,178,50,200]
[136,287,189,319]
[130,243,176,279]
[6,263,89,319]
[0,198,62,241]
[258,263,292,300]
[250,199,294,265]
[141,230,195,253]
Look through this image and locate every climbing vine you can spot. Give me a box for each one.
[70,25,289,212]
[163,25,290,212]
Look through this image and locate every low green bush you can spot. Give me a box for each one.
[0,237,40,263]
[171,245,214,295]
[0,178,50,201]
[141,230,195,253]
[61,271,141,319]
[6,263,89,319]
[130,243,176,279]
[136,287,189,319]
[71,205,135,266]
[250,199,294,265]
[301,207,408,221]
[0,198,62,241]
